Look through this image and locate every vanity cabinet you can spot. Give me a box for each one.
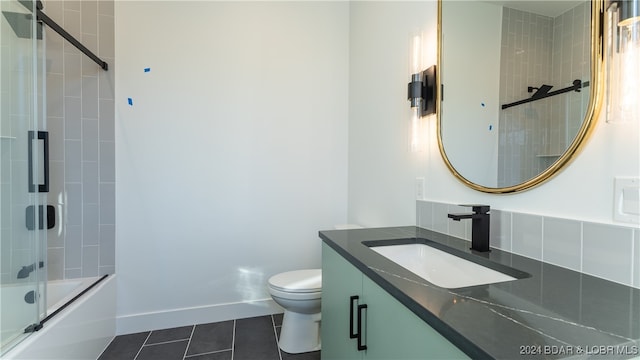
[321,243,469,360]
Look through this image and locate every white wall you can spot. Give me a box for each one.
[348,1,437,227]
[115,1,349,333]
[348,1,639,226]
[441,1,502,187]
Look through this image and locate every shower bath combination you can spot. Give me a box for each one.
[1,0,113,357]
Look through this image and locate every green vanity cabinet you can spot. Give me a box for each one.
[322,242,364,359]
[321,243,469,360]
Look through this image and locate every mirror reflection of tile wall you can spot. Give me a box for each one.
[498,2,590,187]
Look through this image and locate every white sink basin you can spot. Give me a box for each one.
[371,243,516,288]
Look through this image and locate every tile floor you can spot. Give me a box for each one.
[98,314,320,360]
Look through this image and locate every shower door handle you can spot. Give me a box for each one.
[28,131,49,193]
[25,205,55,230]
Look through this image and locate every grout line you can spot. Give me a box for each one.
[629,230,635,287]
[579,221,584,272]
[271,315,283,360]
[132,332,152,360]
[540,216,544,262]
[185,349,233,358]
[509,212,513,255]
[142,338,190,347]
[631,231,636,287]
[231,319,236,360]
[181,325,196,360]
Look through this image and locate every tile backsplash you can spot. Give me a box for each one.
[417,200,640,289]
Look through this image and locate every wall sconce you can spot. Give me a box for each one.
[407,32,436,152]
[408,65,437,117]
[605,0,640,123]
[407,30,437,119]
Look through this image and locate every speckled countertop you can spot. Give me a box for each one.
[319,226,640,360]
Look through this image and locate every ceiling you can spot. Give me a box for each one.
[483,0,585,17]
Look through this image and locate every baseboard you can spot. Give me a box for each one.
[116,298,283,335]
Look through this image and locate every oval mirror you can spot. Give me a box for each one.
[437,0,603,193]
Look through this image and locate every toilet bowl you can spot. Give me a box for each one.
[268,269,322,354]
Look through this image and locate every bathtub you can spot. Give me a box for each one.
[2,275,116,360]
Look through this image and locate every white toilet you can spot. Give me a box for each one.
[268,269,322,354]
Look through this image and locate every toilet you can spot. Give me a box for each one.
[268,269,322,354]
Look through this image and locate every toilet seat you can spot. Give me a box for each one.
[268,287,321,301]
[268,269,321,293]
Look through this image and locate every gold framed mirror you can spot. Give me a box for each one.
[437,0,604,193]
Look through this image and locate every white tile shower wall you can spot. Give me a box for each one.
[498,7,553,186]
[497,3,590,186]
[44,0,115,280]
[417,200,640,289]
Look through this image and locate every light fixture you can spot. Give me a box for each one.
[407,35,436,118]
[407,32,436,152]
[605,0,640,123]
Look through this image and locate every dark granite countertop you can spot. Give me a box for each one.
[319,226,640,360]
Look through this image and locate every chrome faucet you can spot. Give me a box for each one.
[447,205,490,252]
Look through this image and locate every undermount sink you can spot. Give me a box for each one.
[370,243,517,289]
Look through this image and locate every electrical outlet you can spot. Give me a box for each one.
[415,177,425,200]
[614,177,640,224]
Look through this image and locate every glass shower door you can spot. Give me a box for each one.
[0,0,47,354]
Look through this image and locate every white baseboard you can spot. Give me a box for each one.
[116,298,283,335]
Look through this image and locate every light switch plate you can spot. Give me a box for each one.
[415,177,425,200]
[614,177,640,224]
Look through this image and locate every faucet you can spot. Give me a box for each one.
[447,205,490,252]
[17,261,44,279]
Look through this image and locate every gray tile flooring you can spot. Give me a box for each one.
[98,314,320,360]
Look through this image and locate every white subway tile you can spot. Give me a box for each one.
[432,202,450,235]
[47,248,64,281]
[65,140,82,182]
[83,204,100,246]
[82,246,100,277]
[83,119,99,161]
[82,76,99,119]
[64,97,82,140]
[448,204,470,240]
[98,1,114,17]
[583,223,633,286]
[100,183,116,225]
[416,201,433,230]
[542,217,581,271]
[65,226,82,268]
[100,225,116,267]
[512,213,543,260]
[490,210,511,251]
[83,161,99,204]
[81,0,98,36]
[65,183,82,226]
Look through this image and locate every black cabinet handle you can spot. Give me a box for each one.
[27,131,49,193]
[357,304,367,351]
[349,295,359,339]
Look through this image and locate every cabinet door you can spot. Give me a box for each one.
[362,276,469,360]
[321,243,364,360]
